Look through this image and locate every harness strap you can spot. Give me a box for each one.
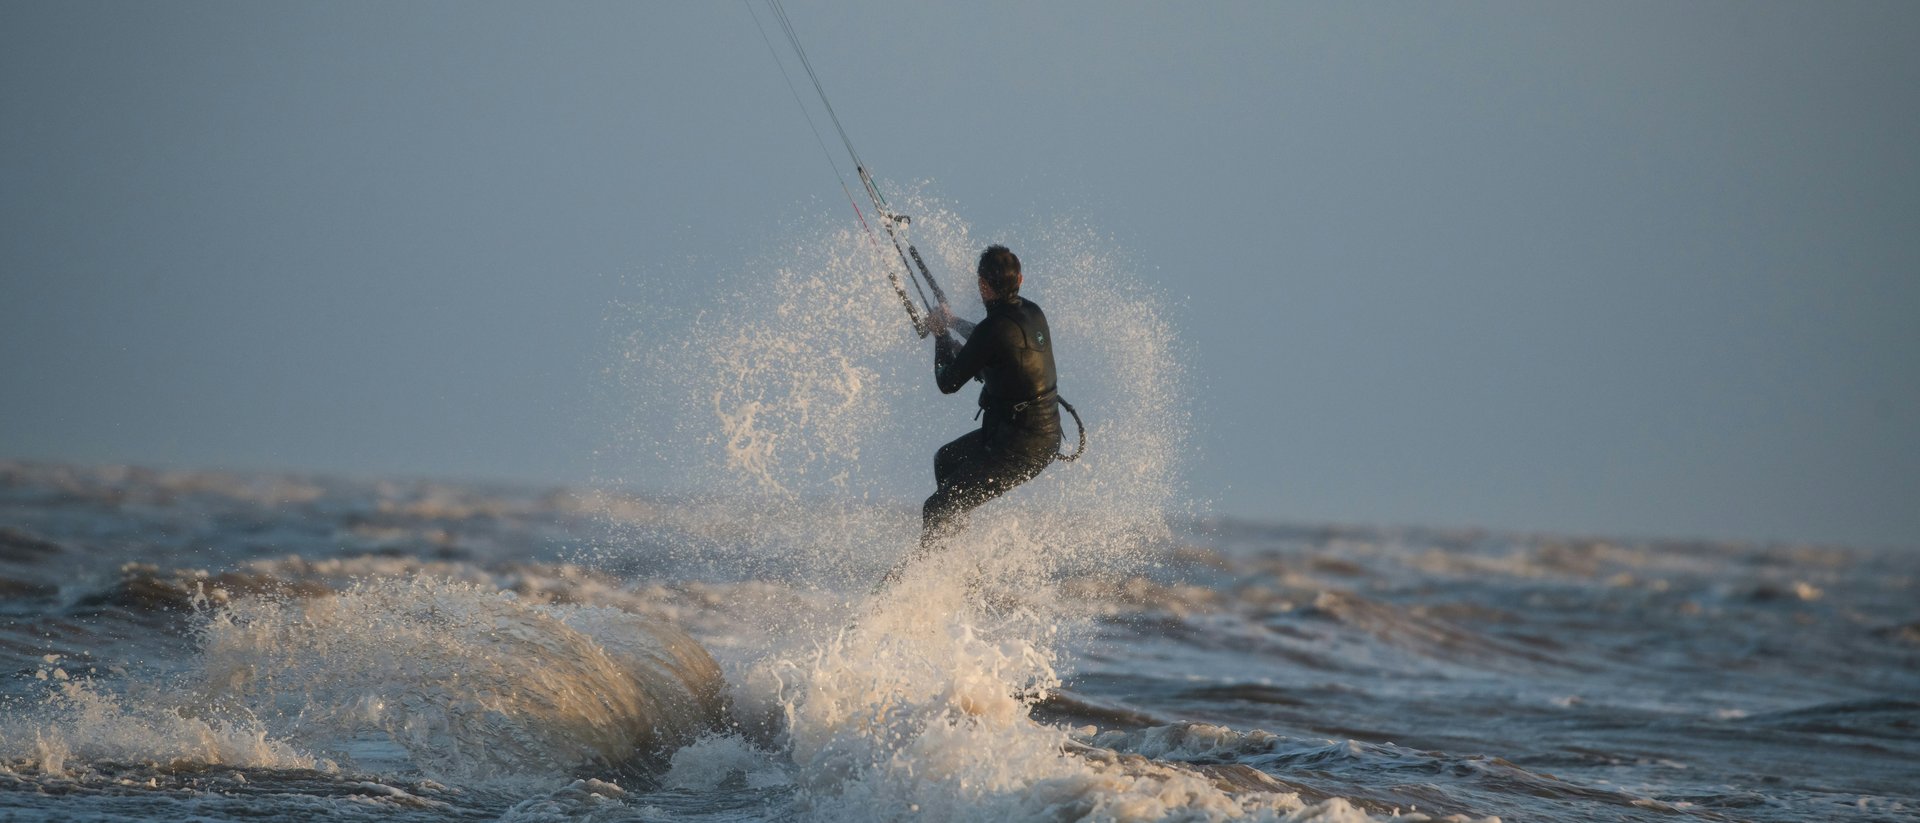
[1010,387,1058,413]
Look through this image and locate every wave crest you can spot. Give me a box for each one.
[198,577,726,780]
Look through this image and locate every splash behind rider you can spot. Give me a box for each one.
[914,244,1063,554]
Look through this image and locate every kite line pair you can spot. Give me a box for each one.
[745,0,963,339]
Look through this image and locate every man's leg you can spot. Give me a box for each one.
[923,439,1055,548]
[921,429,993,549]
[878,432,993,588]
[880,431,1049,588]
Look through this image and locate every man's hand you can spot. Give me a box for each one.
[926,303,956,337]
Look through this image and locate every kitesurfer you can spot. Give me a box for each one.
[901,245,1063,570]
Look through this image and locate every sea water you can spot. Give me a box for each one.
[2,199,1915,822]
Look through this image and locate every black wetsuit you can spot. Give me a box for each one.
[923,295,1062,546]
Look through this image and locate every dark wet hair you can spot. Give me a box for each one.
[976,245,1022,296]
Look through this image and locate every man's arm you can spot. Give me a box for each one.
[934,320,995,395]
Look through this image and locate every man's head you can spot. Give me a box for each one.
[977,245,1022,301]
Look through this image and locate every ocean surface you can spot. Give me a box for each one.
[4,206,1916,821]
[0,460,1913,822]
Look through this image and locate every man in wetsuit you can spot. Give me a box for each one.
[914,244,1063,554]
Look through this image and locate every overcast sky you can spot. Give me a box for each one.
[3,1,1916,547]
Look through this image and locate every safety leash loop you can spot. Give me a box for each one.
[1056,397,1087,462]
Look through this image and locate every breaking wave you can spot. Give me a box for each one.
[2,573,727,785]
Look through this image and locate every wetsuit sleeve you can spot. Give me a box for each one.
[934,320,996,395]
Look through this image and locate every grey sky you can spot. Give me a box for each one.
[3,1,1916,547]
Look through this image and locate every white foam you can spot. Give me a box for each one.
[663,734,790,791]
[756,558,1414,821]
[495,778,636,823]
[0,662,319,775]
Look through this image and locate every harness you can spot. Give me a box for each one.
[975,387,1086,463]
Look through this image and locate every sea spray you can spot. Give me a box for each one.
[596,193,1411,820]
[613,188,1189,583]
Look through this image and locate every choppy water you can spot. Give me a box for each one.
[4,203,1916,821]
[0,462,1913,822]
